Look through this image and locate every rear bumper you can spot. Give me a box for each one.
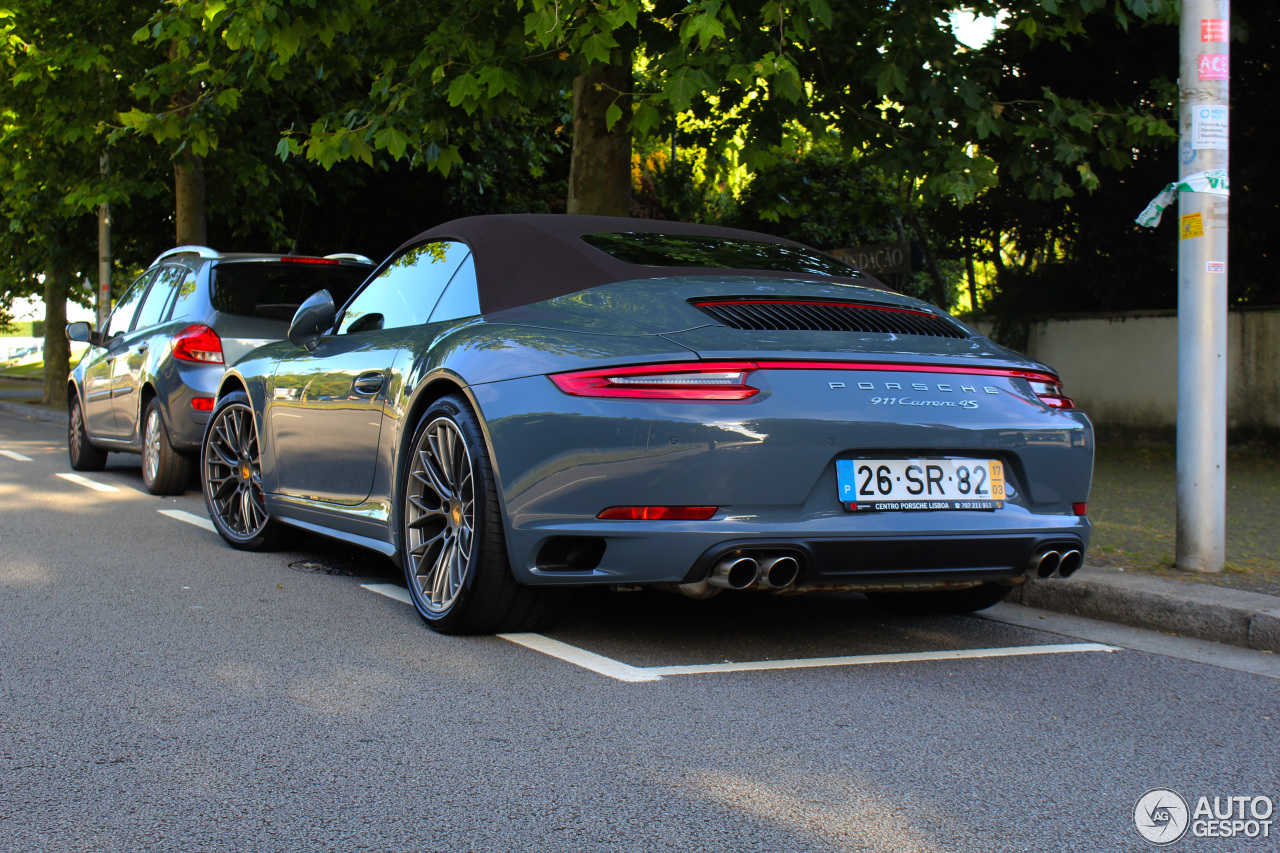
[511,510,1090,587]
[470,366,1094,588]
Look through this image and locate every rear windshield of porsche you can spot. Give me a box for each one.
[581,232,861,278]
[211,262,370,321]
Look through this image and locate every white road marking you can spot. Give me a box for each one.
[360,583,1118,681]
[642,643,1116,676]
[1,449,33,461]
[157,509,216,533]
[361,583,412,605]
[56,472,118,492]
[499,633,664,683]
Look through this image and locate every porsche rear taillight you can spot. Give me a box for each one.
[172,324,224,364]
[550,362,759,401]
[551,360,1077,408]
[1024,372,1075,410]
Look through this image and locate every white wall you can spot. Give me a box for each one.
[976,309,1280,436]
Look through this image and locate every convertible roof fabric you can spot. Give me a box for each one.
[399,214,887,316]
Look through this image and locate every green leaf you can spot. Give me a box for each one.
[374,126,410,159]
[605,102,623,130]
[348,134,374,167]
[806,0,833,29]
[875,63,907,99]
[581,31,619,65]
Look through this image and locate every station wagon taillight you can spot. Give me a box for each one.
[172,325,224,364]
[279,256,340,265]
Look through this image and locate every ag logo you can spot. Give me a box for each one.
[1135,789,1190,844]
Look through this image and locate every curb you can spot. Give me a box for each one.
[1009,566,1280,654]
[0,399,69,425]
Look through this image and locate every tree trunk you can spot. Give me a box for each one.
[567,56,631,217]
[963,232,979,314]
[906,210,950,309]
[41,267,69,408]
[174,154,207,246]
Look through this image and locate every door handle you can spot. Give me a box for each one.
[353,371,385,395]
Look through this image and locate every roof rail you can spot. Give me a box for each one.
[152,245,220,266]
[323,252,375,264]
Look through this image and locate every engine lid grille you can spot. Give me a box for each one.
[691,299,968,339]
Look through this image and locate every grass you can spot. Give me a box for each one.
[1089,446,1280,592]
[0,360,45,376]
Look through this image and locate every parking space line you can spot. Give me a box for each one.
[358,583,1118,681]
[1,449,33,461]
[56,472,118,492]
[499,633,664,683]
[361,583,412,605]
[157,509,216,533]
[642,643,1117,676]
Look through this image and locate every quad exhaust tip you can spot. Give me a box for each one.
[707,553,803,590]
[758,555,800,589]
[1028,547,1083,579]
[709,556,761,590]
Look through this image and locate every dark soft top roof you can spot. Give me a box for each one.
[399,214,887,316]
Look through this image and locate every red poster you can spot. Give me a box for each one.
[1198,54,1229,81]
[1200,19,1226,42]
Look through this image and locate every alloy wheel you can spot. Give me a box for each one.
[204,403,269,539]
[404,416,475,613]
[70,402,85,460]
[143,408,162,484]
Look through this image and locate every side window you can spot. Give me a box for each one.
[132,266,184,331]
[338,241,469,335]
[164,267,202,321]
[428,255,480,323]
[105,271,154,336]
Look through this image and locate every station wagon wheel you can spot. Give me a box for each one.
[401,395,567,634]
[141,399,192,495]
[67,393,107,471]
[202,391,285,550]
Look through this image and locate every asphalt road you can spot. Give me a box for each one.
[2,411,1277,853]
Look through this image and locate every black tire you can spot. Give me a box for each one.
[68,394,108,471]
[400,395,568,635]
[201,391,288,551]
[141,399,193,495]
[867,583,1013,615]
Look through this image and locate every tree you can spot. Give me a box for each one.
[119,0,375,243]
[0,1,167,405]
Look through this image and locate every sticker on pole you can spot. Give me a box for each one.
[1206,262,1225,273]
[1192,105,1228,150]
[1200,19,1226,42]
[1180,213,1204,241]
[1198,54,1229,81]
[1135,170,1229,227]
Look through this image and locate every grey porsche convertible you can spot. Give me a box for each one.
[201,214,1092,634]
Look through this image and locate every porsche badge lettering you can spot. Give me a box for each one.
[828,380,998,409]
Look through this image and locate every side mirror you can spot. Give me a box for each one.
[288,289,336,352]
[65,321,103,347]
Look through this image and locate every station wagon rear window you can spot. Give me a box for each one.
[581,232,862,278]
[211,262,370,321]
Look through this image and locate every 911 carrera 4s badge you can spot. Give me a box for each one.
[836,458,1005,511]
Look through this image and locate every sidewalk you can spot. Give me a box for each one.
[1011,566,1280,654]
[3,397,1277,654]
